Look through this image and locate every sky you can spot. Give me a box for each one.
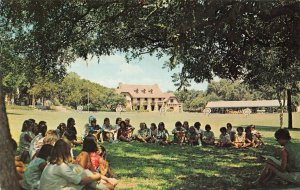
[68,53,208,92]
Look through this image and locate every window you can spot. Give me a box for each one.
[158,98,162,101]
[145,98,148,101]
[170,99,174,103]
[137,98,140,101]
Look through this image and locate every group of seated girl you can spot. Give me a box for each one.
[15,116,299,188]
[208,123,263,148]
[84,116,135,143]
[16,118,118,190]
[132,121,264,148]
[83,116,264,148]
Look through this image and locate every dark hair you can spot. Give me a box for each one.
[57,123,66,130]
[158,122,165,130]
[175,121,182,127]
[67,118,75,129]
[120,121,126,128]
[205,124,211,131]
[194,122,201,129]
[250,124,256,129]
[237,127,244,132]
[21,120,32,132]
[226,123,232,129]
[28,118,36,124]
[32,122,39,136]
[38,121,47,136]
[99,145,107,158]
[82,134,98,153]
[37,144,53,160]
[140,122,147,128]
[245,126,252,133]
[275,128,291,141]
[116,117,122,124]
[49,139,72,164]
[189,126,195,132]
[104,118,110,123]
[220,127,227,133]
[150,123,157,130]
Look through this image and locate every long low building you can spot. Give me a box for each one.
[116,83,183,112]
[206,100,281,113]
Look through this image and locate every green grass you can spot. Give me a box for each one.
[73,139,299,190]
[7,109,300,189]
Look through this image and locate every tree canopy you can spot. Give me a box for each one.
[1,0,299,188]
[1,1,298,91]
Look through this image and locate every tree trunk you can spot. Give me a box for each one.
[277,91,284,128]
[0,75,20,189]
[287,89,293,129]
[32,94,36,106]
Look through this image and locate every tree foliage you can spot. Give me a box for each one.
[59,72,125,111]
[175,79,299,112]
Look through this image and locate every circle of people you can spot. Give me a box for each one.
[15,116,265,190]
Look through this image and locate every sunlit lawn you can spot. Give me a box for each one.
[7,108,300,189]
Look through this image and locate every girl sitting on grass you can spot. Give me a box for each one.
[157,122,169,145]
[134,122,151,143]
[19,120,34,163]
[149,123,158,143]
[252,128,300,186]
[76,134,116,178]
[88,116,103,143]
[202,124,215,145]
[216,127,233,147]
[250,124,264,145]
[234,127,246,148]
[172,121,186,145]
[29,121,47,159]
[226,123,236,142]
[187,126,199,146]
[21,144,53,190]
[56,123,67,138]
[117,121,135,142]
[102,118,118,142]
[40,139,116,190]
[244,126,259,148]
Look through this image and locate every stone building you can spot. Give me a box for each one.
[116,83,182,112]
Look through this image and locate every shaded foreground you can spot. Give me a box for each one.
[74,138,300,190]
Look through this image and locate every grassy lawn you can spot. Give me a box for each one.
[6,109,300,189]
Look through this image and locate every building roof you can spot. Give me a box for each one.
[206,100,281,108]
[116,83,175,99]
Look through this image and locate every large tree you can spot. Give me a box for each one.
[0,0,299,188]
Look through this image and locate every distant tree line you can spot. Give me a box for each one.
[4,72,125,112]
[175,80,300,112]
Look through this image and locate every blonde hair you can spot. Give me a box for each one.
[43,130,59,145]
[49,139,72,165]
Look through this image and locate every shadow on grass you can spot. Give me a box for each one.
[255,125,300,132]
[7,112,23,115]
[73,140,299,190]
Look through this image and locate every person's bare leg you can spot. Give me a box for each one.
[119,135,130,142]
[253,163,272,185]
[136,135,146,143]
